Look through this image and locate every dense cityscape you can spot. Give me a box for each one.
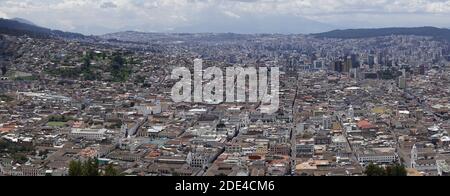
[1,18,450,177]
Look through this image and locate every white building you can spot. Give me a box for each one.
[70,128,107,141]
[357,148,397,164]
[410,144,438,172]
[357,153,397,164]
[332,135,347,149]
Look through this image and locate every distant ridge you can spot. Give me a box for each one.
[313,27,450,41]
[0,18,85,39]
[11,18,36,26]
[171,13,336,34]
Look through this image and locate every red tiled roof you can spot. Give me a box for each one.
[0,127,14,133]
[357,120,376,129]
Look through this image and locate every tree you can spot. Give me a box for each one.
[104,164,119,176]
[69,160,83,176]
[110,54,130,82]
[365,163,407,176]
[386,164,407,176]
[395,165,407,176]
[82,158,99,176]
[111,54,125,70]
[69,158,102,176]
[82,56,91,70]
[12,153,28,164]
[365,163,386,176]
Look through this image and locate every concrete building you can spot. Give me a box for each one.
[70,128,107,141]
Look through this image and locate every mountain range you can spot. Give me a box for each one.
[313,27,450,41]
[0,18,85,39]
[10,18,36,26]
[170,13,337,34]
[2,17,450,42]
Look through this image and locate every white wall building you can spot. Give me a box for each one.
[357,154,397,164]
[70,128,107,141]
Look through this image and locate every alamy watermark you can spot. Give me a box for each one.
[171,59,280,114]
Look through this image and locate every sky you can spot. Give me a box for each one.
[1,0,450,35]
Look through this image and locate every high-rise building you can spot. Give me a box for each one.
[351,54,359,68]
[351,68,360,81]
[368,55,375,67]
[375,53,382,65]
[331,61,343,73]
[399,76,406,89]
[399,69,407,89]
[343,56,352,73]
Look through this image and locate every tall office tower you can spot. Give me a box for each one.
[399,69,407,89]
[375,53,382,65]
[351,54,359,68]
[399,76,407,89]
[368,55,375,67]
[331,61,343,73]
[351,68,360,81]
[343,56,352,73]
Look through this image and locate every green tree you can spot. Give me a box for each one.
[365,163,407,176]
[110,54,130,82]
[79,51,99,81]
[111,54,125,70]
[12,153,28,164]
[104,164,119,176]
[386,164,407,176]
[365,163,386,176]
[69,160,83,176]
[82,56,91,70]
[82,158,100,176]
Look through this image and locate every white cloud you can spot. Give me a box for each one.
[223,11,241,19]
[0,10,7,18]
[0,0,450,34]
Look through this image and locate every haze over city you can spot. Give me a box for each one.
[1,0,450,34]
